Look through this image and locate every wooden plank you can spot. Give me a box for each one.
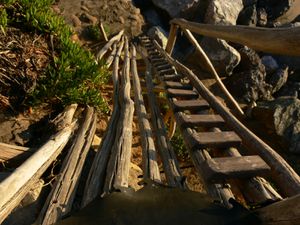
[201,156,270,182]
[163,74,182,81]
[165,81,193,90]
[177,113,225,128]
[131,44,161,182]
[158,68,176,76]
[154,40,300,196]
[190,131,241,149]
[172,99,210,112]
[167,88,198,99]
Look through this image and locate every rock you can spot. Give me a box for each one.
[267,67,289,94]
[204,0,244,25]
[252,97,300,153]
[261,56,279,75]
[237,5,257,26]
[143,9,164,26]
[200,37,241,76]
[71,14,81,27]
[151,0,201,18]
[275,82,300,98]
[119,16,125,24]
[257,8,268,26]
[147,26,168,49]
[226,47,272,102]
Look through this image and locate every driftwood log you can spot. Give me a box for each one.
[82,37,125,207]
[131,44,161,182]
[106,43,117,68]
[96,29,124,62]
[154,40,300,197]
[171,18,300,56]
[103,37,134,193]
[0,123,75,223]
[38,107,96,225]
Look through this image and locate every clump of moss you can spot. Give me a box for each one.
[0,0,109,111]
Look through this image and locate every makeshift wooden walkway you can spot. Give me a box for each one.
[1,19,300,225]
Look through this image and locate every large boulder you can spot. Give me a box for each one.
[147,26,168,49]
[204,0,244,25]
[200,37,241,76]
[225,47,272,102]
[252,97,300,153]
[151,0,201,18]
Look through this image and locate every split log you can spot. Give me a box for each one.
[182,29,244,118]
[0,123,75,224]
[171,18,300,56]
[82,37,125,207]
[103,37,134,192]
[154,40,300,196]
[131,44,161,182]
[96,29,124,62]
[38,107,96,225]
[144,59,184,188]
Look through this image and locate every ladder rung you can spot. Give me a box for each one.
[167,88,199,99]
[172,99,210,112]
[177,113,225,128]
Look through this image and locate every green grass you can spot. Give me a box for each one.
[171,129,189,160]
[0,0,109,111]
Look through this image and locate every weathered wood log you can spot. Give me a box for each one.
[0,143,33,163]
[51,104,78,131]
[154,40,300,196]
[165,24,179,54]
[103,37,134,192]
[182,29,244,118]
[82,38,125,207]
[96,29,124,62]
[106,43,117,68]
[144,59,184,188]
[38,107,96,225]
[171,18,300,56]
[0,123,75,223]
[256,194,300,225]
[131,44,161,182]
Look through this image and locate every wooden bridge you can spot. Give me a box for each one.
[1,19,300,225]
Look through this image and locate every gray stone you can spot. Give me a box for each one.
[201,37,241,76]
[267,67,289,94]
[147,26,168,49]
[237,5,257,26]
[225,47,272,102]
[151,0,201,18]
[261,56,279,75]
[204,0,244,25]
[252,97,300,153]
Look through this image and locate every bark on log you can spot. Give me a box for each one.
[131,44,161,183]
[96,30,124,62]
[0,123,75,224]
[38,107,96,225]
[154,40,300,197]
[182,29,244,118]
[82,38,125,207]
[103,37,134,192]
[171,18,300,56]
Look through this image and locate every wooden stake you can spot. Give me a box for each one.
[182,29,244,118]
[165,24,179,55]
